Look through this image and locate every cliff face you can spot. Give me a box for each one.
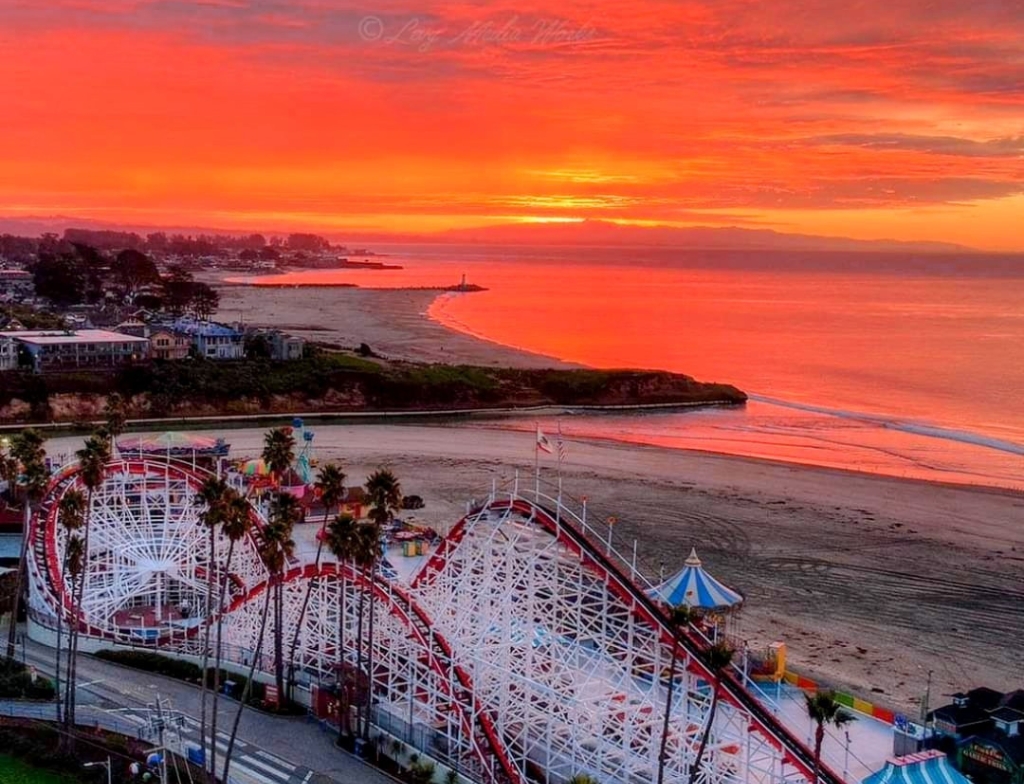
[0,361,745,425]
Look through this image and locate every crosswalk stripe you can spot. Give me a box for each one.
[230,759,291,784]
[235,753,293,780]
[228,760,281,784]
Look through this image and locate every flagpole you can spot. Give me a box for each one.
[534,422,540,498]
[556,419,563,482]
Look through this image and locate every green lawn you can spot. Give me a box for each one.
[0,754,76,783]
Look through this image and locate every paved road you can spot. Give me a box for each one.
[3,624,391,784]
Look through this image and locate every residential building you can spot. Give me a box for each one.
[0,269,34,299]
[149,329,191,360]
[259,329,305,360]
[171,319,244,360]
[6,329,150,372]
[0,336,18,371]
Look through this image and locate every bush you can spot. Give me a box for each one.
[0,656,56,700]
[401,495,424,510]
[94,649,203,681]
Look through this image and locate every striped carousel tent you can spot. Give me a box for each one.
[646,548,743,611]
[862,750,970,784]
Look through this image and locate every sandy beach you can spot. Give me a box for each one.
[208,276,575,368]
[199,278,1024,712]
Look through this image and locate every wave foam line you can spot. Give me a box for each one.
[750,395,1024,456]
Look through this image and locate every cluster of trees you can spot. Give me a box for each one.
[190,426,401,783]
[27,240,220,317]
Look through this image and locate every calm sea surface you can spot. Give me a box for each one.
[241,245,1024,489]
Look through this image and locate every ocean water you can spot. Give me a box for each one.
[241,245,1024,490]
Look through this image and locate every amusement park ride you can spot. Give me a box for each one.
[24,449,845,784]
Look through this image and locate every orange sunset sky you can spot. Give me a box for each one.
[1,1,1023,249]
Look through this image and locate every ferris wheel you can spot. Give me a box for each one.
[35,459,267,643]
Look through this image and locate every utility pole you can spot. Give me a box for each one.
[83,757,112,784]
[920,669,933,724]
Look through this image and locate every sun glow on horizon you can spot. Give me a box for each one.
[1,3,1024,249]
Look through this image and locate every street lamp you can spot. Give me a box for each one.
[83,757,112,784]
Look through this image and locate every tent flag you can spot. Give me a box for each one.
[646,548,743,610]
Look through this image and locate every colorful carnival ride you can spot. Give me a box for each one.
[25,455,846,784]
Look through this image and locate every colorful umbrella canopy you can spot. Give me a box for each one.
[862,751,969,784]
[240,458,270,477]
[646,548,743,611]
[117,431,229,457]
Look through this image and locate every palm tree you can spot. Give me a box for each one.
[352,520,382,740]
[657,605,697,784]
[261,428,296,486]
[364,468,402,527]
[103,393,127,456]
[53,489,85,724]
[265,492,299,705]
[208,489,251,784]
[61,532,84,747]
[195,475,229,780]
[805,690,855,782]
[4,428,48,659]
[688,642,735,784]
[325,512,359,743]
[65,433,109,732]
[288,463,346,702]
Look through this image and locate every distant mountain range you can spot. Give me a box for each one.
[433,220,972,253]
[0,214,972,253]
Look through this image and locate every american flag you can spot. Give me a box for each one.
[556,421,567,464]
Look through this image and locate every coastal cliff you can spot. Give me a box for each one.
[0,351,746,424]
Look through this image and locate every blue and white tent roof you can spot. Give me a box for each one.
[646,548,743,610]
[862,750,970,784]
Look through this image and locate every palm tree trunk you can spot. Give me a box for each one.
[222,579,272,784]
[4,502,31,658]
[813,724,824,784]
[287,510,328,702]
[274,578,285,705]
[689,682,720,784]
[209,538,236,784]
[337,568,348,744]
[657,638,680,784]
[53,547,69,725]
[199,526,215,782]
[364,561,375,740]
[66,489,94,735]
[355,584,365,740]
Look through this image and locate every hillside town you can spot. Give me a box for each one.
[0,228,352,372]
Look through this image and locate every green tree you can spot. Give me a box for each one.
[688,642,735,784]
[112,248,160,299]
[568,776,600,784]
[195,475,229,783]
[266,492,299,705]
[53,489,85,725]
[288,463,346,701]
[64,433,110,732]
[352,520,382,740]
[262,428,296,484]
[657,605,698,784]
[31,251,86,306]
[364,468,402,527]
[805,690,855,782]
[209,489,251,784]
[325,512,359,742]
[4,429,48,660]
